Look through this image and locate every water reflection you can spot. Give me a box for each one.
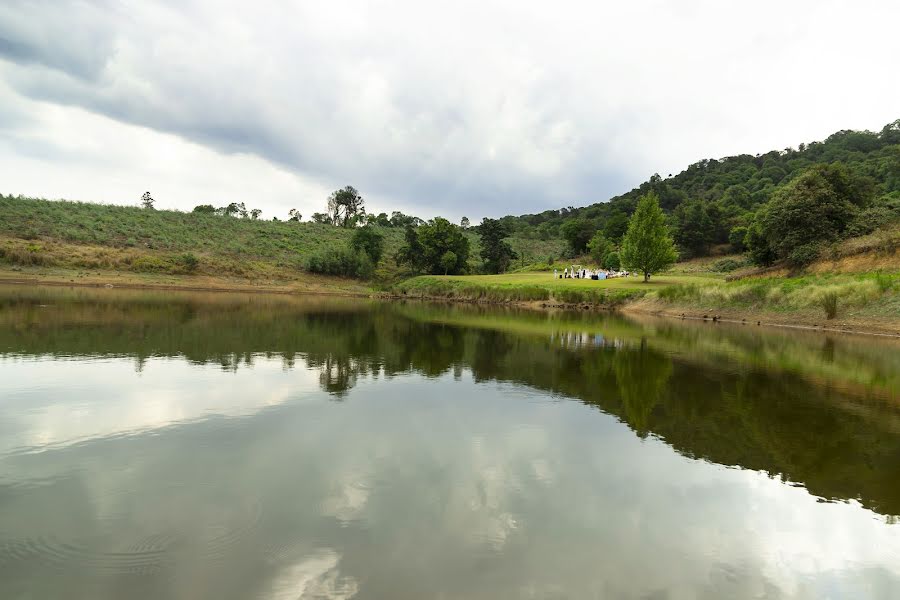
[1,285,900,599]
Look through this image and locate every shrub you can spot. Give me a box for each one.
[603,251,621,271]
[350,226,385,264]
[711,257,745,273]
[845,205,898,238]
[820,291,838,319]
[0,244,52,266]
[177,253,200,274]
[130,256,172,273]
[786,243,822,267]
[306,247,374,279]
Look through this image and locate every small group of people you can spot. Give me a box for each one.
[554,266,630,281]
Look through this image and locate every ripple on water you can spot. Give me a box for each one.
[0,535,171,576]
[0,495,264,575]
[195,496,264,562]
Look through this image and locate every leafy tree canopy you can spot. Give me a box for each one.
[478,217,517,274]
[396,217,470,275]
[326,186,365,227]
[620,192,678,281]
[586,231,613,265]
[350,226,385,264]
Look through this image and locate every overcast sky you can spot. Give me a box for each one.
[1,1,898,222]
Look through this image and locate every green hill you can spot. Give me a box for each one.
[0,195,564,284]
[501,119,900,261]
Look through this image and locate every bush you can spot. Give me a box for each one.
[177,252,200,274]
[711,257,745,272]
[0,244,52,266]
[820,291,838,319]
[350,226,385,264]
[786,243,822,267]
[130,256,172,273]
[845,205,898,238]
[603,251,621,271]
[306,247,374,279]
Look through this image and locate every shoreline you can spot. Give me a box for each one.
[621,302,900,339]
[3,270,900,339]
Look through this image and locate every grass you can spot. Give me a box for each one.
[649,272,900,326]
[394,271,718,306]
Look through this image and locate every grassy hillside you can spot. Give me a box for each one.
[0,195,565,283]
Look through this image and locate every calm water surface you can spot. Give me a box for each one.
[1,285,899,599]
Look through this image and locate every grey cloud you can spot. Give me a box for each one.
[0,1,116,81]
[1,0,898,219]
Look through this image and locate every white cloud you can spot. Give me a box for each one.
[0,0,898,221]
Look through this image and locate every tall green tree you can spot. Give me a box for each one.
[478,218,517,273]
[620,192,678,282]
[394,224,425,272]
[672,199,713,257]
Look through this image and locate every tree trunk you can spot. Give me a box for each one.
[643,271,650,282]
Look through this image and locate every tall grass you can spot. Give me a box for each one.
[653,273,897,316]
[819,291,838,319]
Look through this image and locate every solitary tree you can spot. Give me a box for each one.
[250,208,262,220]
[326,186,365,227]
[288,208,302,222]
[193,204,216,214]
[460,216,470,229]
[620,192,678,282]
[478,217,517,273]
[141,191,155,210]
[218,202,246,218]
[311,212,330,224]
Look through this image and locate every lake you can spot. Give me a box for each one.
[1,285,899,599]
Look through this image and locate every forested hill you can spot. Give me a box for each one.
[501,120,900,259]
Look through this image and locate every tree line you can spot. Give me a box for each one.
[138,119,899,277]
[502,119,900,267]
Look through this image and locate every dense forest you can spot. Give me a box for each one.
[500,120,900,266]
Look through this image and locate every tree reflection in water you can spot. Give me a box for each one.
[1,286,899,517]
